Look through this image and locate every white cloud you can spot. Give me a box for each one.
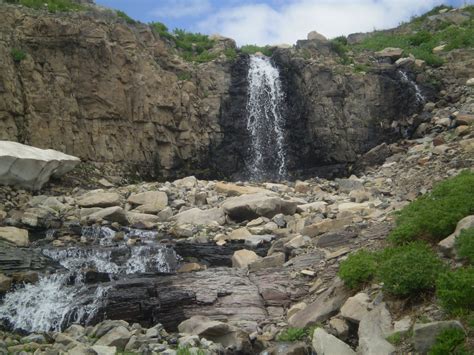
[152,0,212,19]
[197,0,448,46]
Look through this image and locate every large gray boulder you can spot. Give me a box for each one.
[178,315,251,352]
[358,303,395,355]
[222,193,297,222]
[0,141,80,190]
[413,321,465,354]
[312,328,355,355]
[171,207,225,226]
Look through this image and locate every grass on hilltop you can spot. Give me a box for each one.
[5,0,83,12]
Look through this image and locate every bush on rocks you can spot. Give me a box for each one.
[427,327,468,355]
[455,228,474,264]
[436,267,474,315]
[378,243,444,296]
[389,171,474,245]
[338,250,378,289]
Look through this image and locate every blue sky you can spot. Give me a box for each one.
[95,0,472,45]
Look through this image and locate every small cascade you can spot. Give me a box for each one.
[0,227,179,333]
[398,70,425,104]
[246,55,287,181]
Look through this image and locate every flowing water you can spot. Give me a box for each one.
[246,55,287,181]
[398,70,426,104]
[0,227,179,332]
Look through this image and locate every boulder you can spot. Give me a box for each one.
[340,292,371,323]
[177,315,251,352]
[375,47,403,60]
[173,176,197,189]
[126,212,161,228]
[413,320,464,354]
[335,178,363,193]
[296,201,327,213]
[91,345,117,355]
[94,325,131,351]
[0,273,12,293]
[307,31,328,42]
[358,303,395,355]
[248,252,285,271]
[312,328,355,355]
[302,217,352,237]
[215,182,268,196]
[83,206,128,225]
[171,207,225,226]
[0,141,80,190]
[127,191,168,213]
[222,193,297,222]
[0,227,29,247]
[77,192,121,208]
[289,278,349,328]
[438,215,474,256]
[263,342,311,355]
[231,250,261,268]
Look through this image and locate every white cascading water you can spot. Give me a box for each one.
[246,55,287,181]
[398,70,425,104]
[0,227,179,333]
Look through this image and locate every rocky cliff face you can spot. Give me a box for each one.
[0,4,436,180]
[0,4,231,179]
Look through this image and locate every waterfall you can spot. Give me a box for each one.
[0,227,179,333]
[398,70,425,104]
[246,55,287,181]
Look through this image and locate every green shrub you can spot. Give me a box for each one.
[428,327,467,355]
[240,44,273,57]
[378,243,444,296]
[436,267,474,315]
[224,48,238,60]
[116,10,136,24]
[11,48,27,62]
[173,29,215,54]
[150,21,173,41]
[338,250,378,289]
[389,171,474,245]
[5,0,83,12]
[277,327,307,342]
[456,228,474,264]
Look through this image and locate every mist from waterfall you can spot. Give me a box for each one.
[246,55,287,181]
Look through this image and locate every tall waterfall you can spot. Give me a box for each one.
[398,70,425,104]
[246,55,287,181]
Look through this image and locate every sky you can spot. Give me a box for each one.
[95,0,473,45]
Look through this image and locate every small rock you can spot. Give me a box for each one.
[248,252,285,271]
[231,249,261,268]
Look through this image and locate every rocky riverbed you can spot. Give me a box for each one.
[0,90,473,353]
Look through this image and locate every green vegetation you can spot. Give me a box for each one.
[436,267,474,315]
[378,243,444,296]
[338,250,378,289]
[11,48,27,62]
[149,24,219,63]
[176,347,206,355]
[428,327,468,355]
[327,5,474,67]
[389,171,474,245]
[277,326,319,342]
[339,243,443,296]
[277,327,308,342]
[224,48,238,60]
[456,228,474,264]
[116,10,137,25]
[386,332,404,346]
[150,21,174,41]
[240,44,273,57]
[5,0,83,12]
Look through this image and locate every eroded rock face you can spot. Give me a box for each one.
[0,5,231,179]
[0,141,80,190]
